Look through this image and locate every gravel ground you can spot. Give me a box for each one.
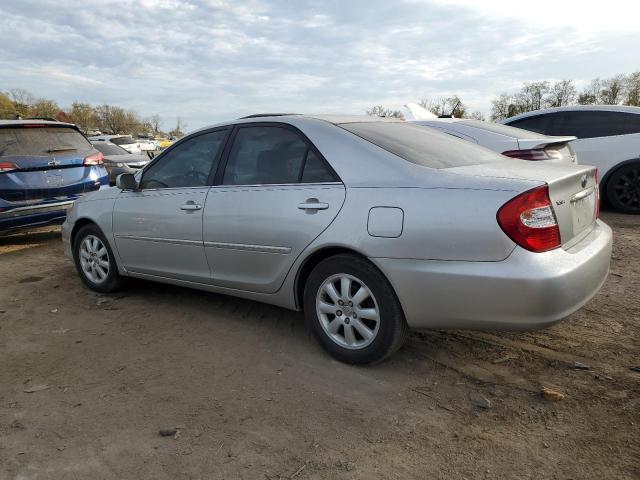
[0,211,638,480]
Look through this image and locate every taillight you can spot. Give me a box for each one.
[502,149,560,161]
[497,185,561,253]
[0,161,18,173]
[83,151,104,165]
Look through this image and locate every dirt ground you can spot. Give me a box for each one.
[0,212,638,480]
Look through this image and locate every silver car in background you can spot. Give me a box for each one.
[62,115,612,364]
[412,118,577,163]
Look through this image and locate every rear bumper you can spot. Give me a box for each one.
[373,220,612,330]
[0,200,74,232]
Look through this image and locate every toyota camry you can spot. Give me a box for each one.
[62,114,612,364]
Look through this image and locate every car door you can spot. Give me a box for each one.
[203,123,346,293]
[112,129,229,283]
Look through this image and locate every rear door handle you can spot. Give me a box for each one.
[298,199,329,210]
[180,201,202,211]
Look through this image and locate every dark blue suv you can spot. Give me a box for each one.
[0,120,109,233]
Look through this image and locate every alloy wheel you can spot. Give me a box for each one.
[316,273,380,350]
[79,235,110,284]
[613,165,640,211]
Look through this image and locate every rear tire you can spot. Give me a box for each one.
[304,254,409,364]
[606,162,640,214]
[73,224,124,293]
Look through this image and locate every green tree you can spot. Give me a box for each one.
[68,101,98,131]
[29,98,60,118]
[0,92,16,119]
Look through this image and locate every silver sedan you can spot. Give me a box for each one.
[62,115,612,364]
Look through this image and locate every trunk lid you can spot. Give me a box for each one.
[517,136,578,164]
[446,159,598,246]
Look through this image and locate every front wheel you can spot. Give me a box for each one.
[606,162,640,214]
[304,254,409,364]
[73,224,124,293]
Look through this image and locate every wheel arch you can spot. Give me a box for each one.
[70,217,100,248]
[600,158,640,206]
[293,245,401,312]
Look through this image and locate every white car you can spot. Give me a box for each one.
[136,138,157,151]
[412,118,577,164]
[88,135,142,155]
[501,105,640,214]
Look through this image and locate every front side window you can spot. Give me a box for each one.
[223,126,311,185]
[140,130,228,189]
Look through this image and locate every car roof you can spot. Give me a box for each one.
[0,119,77,128]
[503,104,640,122]
[190,114,402,135]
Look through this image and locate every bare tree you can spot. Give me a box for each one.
[168,117,188,137]
[366,105,404,119]
[468,111,485,121]
[625,71,640,106]
[419,96,466,117]
[577,78,601,105]
[149,114,162,134]
[8,88,35,116]
[490,94,513,121]
[599,75,626,104]
[546,80,577,107]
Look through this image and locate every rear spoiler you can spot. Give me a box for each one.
[517,136,576,150]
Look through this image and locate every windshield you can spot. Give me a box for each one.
[0,126,92,157]
[111,136,136,145]
[339,122,500,169]
[91,142,129,155]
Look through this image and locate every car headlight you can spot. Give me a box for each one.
[116,163,125,167]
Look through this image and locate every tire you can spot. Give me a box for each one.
[303,254,409,364]
[73,224,124,293]
[605,162,640,214]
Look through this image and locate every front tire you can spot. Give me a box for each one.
[304,254,409,364]
[606,162,640,214]
[73,224,124,293]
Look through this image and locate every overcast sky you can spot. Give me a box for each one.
[1,0,638,130]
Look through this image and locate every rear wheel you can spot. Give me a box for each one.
[304,254,408,364]
[606,162,640,214]
[73,224,124,293]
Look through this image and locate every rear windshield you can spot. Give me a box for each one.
[340,122,500,169]
[0,126,92,157]
[110,136,135,145]
[457,119,550,139]
[92,142,128,155]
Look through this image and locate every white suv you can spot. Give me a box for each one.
[501,105,640,214]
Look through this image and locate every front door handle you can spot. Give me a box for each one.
[180,201,202,211]
[298,198,329,211]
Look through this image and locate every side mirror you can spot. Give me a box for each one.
[116,173,138,190]
[146,150,155,160]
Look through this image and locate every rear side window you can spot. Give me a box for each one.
[340,122,500,169]
[549,111,637,138]
[0,127,92,157]
[223,126,333,185]
[505,115,552,134]
[92,142,128,155]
